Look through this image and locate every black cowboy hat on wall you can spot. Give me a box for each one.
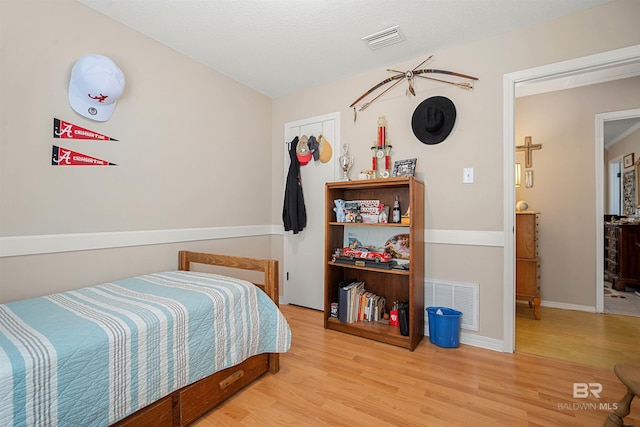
[411,96,456,145]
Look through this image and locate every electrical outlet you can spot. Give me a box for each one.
[463,168,474,183]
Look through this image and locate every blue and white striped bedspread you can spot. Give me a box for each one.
[0,271,291,427]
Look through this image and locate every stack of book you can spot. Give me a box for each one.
[338,280,386,323]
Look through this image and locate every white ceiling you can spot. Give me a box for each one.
[78,0,638,146]
[78,0,615,99]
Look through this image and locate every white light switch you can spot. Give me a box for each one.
[463,168,474,183]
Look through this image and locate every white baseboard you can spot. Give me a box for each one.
[540,300,596,313]
[423,325,506,352]
[459,332,506,352]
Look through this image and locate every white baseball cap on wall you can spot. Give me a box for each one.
[68,54,125,122]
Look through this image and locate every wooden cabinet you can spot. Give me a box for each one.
[324,177,424,350]
[516,212,540,320]
[605,223,640,291]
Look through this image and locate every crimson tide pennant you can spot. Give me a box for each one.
[53,118,118,141]
[52,146,117,166]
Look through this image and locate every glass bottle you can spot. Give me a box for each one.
[392,196,400,223]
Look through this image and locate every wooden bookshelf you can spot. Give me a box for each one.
[323,177,424,350]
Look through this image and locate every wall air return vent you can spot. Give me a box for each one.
[424,279,479,331]
[362,25,403,50]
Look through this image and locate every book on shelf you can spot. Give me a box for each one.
[336,280,386,324]
[349,282,364,323]
[338,279,356,323]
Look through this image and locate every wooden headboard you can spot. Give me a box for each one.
[178,250,279,306]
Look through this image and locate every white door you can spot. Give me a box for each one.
[283,113,340,310]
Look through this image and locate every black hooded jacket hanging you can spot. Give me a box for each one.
[282,136,307,234]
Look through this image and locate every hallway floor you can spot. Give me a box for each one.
[604,282,640,317]
[516,304,639,369]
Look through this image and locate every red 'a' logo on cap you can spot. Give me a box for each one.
[88,93,109,103]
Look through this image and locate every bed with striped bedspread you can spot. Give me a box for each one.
[0,270,291,427]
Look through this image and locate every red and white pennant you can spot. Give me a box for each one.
[52,146,117,166]
[53,118,118,141]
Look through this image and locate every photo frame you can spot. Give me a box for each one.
[623,153,635,168]
[392,158,417,177]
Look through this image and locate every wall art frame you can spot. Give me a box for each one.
[623,153,635,168]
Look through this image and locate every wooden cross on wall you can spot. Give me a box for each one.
[516,136,542,168]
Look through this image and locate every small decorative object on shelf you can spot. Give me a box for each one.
[338,143,354,181]
[342,245,393,263]
[358,170,375,180]
[389,301,399,326]
[337,199,382,223]
[378,204,389,223]
[333,199,346,222]
[330,303,339,318]
[401,206,410,225]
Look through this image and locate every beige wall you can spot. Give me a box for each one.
[2,0,640,343]
[271,0,639,340]
[1,1,273,235]
[606,127,640,192]
[516,77,640,306]
[0,0,276,301]
[0,236,274,303]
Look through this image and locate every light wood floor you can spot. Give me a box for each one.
[516,303,640,369]
[193,304,639,426]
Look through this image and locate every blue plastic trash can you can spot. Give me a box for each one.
[426,307,462,348]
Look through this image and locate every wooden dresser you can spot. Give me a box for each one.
[516,212,541,319]
[605,222,640,291]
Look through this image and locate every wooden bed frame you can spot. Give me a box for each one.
[111,251,282,427]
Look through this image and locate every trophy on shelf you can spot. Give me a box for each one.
[338,143,353,181]
[371,115,392,178]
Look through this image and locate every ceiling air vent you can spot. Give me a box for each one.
[362,25,403,50]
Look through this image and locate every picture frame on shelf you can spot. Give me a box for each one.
[392,158,417,177]
[623,153,635,168]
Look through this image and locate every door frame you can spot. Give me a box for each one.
[502,45,640,353]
